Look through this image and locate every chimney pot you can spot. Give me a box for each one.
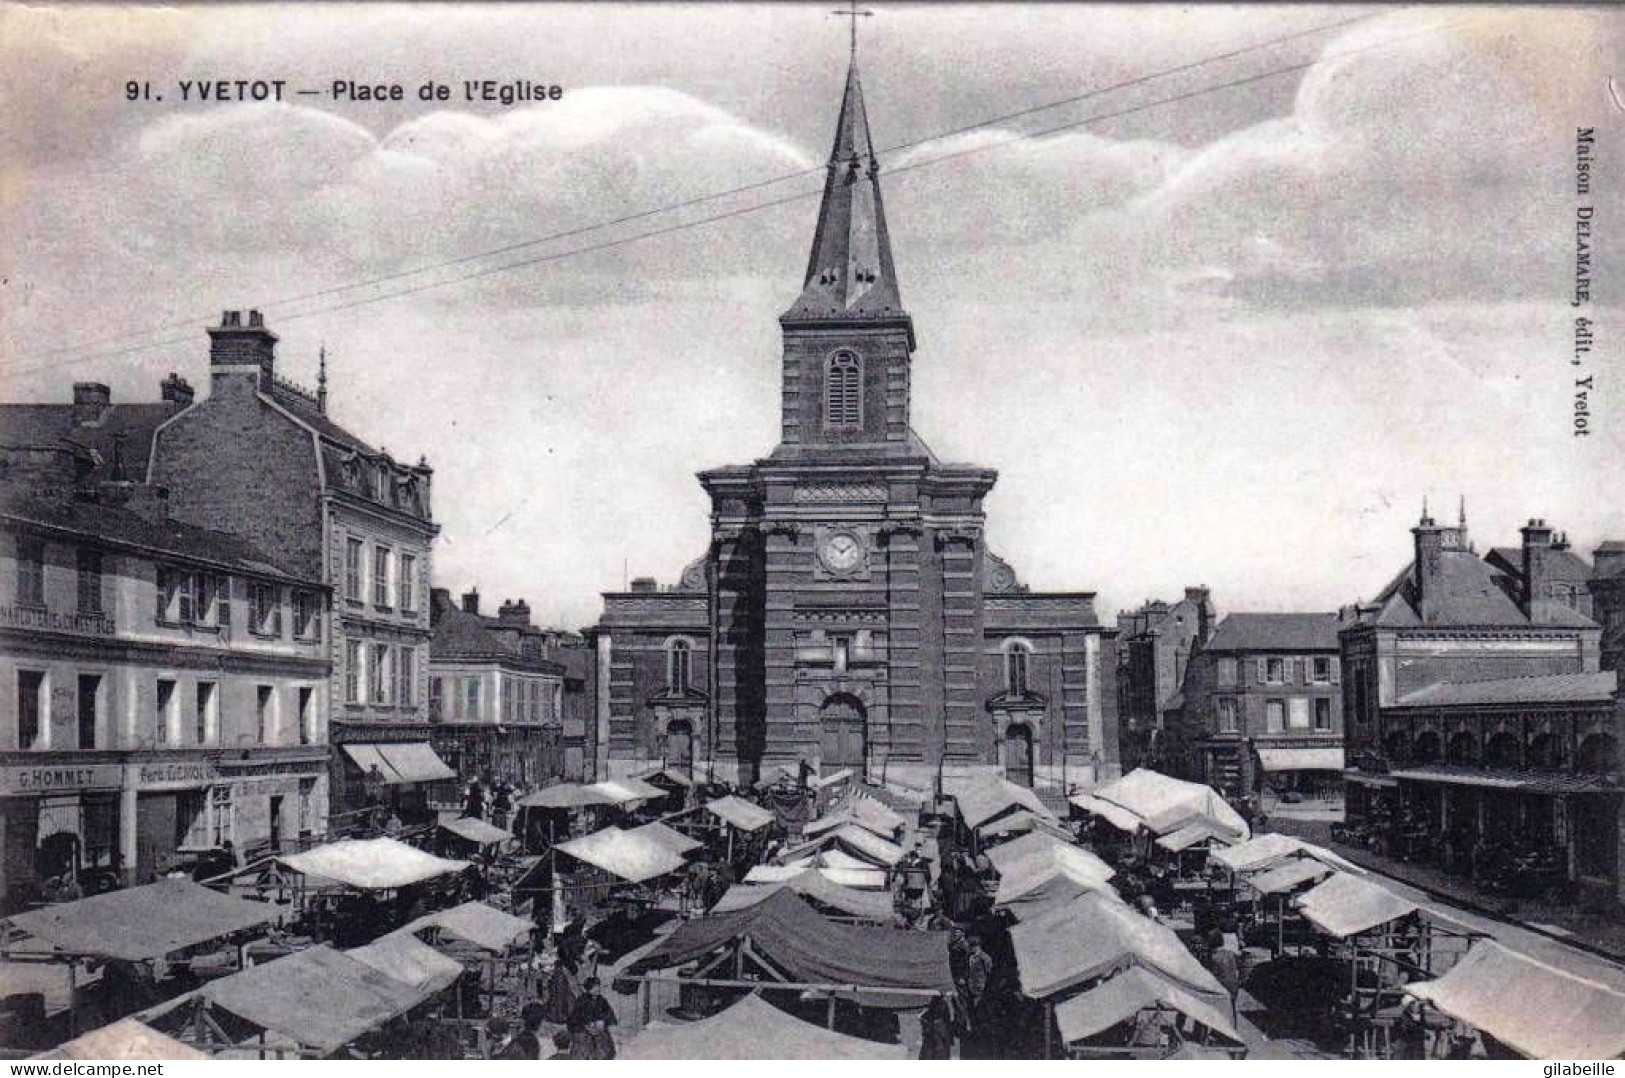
[461,589,480,615]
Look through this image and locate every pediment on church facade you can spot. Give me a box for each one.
[648,686,708,708]
[985,551,1024,593]
[987,689,1048,711]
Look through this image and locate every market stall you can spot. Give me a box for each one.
[0,879,278,1038]
[621,991,908,1059]
[1053,966,1246,1059]
[436,816,514,859]
[274,837,470,945]
[629,889,953,1037]
[710,869,899,925]
[33,1017,207,1060]
[1403,939,1625,1060]
[781,823,903,872]
[993,842,1119,921]
[1070,769,1249,851]
[946,775,1055,846]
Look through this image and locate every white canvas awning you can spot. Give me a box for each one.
[555,826,686,884]
[704,795,776,833]
[278,838,468,891]
[1294,873,1417,939]
[341,742,455,785]
[438,816,512,847]
[1054,967,1244,1048]
[1070,793,1143,833]
[1405,940,1625,1059]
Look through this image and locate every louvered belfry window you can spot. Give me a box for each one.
[826,351,862,428]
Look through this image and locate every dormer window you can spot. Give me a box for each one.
[825,351,861,428]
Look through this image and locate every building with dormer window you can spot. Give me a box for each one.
[149,312,448,826]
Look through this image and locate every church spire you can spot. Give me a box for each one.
[783,59,907,328]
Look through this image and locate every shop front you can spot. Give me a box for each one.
[0,760,125,911]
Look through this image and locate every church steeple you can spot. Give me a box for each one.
[783,61,908,333]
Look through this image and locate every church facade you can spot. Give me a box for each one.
[589,63,1119,793]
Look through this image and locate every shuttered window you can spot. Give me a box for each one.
[825,351,861,428]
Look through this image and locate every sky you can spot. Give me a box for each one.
[2,3,1621,629]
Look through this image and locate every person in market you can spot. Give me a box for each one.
[483,1016,512,1059]
[465,778,486,821]
[566,977,618,1059]
[919,993,955,1059]
[491,783,513,830]
[496,1002,547,1059]
[962,934,994,1043]
[1206,927,1243,1027]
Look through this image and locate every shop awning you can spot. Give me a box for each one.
[341,742,454,785]
[622,993,907,1060]
[403,901,534,953]
[1010,892,1227,1004]
[1388,765,1621,795]
[347,933,464,994]
[1294,873,1418,939]
[1155,819,1240,853]
[1342,769,1399,788]
[634,889,952,1008]
[36,1018,208,1061]
[629,820,704,858]
[711,871,897,924]
[555,826,686,884]
[1257,747,1346,773]
[1404,940,1625,1060]
[704,794,776,833]
[947,774,1055,831]
[1246,857,1335,896]
[203,945,431,1053]
[377,743,455,783]
[1069,793,1144,833]
[1054,967,1243,1048]
[278,837,469,891]
[438,816,512,847]
[4,878,275,962]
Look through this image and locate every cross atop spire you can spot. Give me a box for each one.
[782,47,908,333]
[831,1,872,62]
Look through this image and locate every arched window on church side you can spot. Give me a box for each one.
[667,639,692,694]
[826,351,862,428]
[1005,640,1032,698]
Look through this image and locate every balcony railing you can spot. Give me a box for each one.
[0,603,116,636]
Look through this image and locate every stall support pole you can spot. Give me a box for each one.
[826,994,836,1029]
[66,961,78,1037]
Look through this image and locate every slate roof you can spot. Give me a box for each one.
[1204,612,1341,652]
[1362,550,1596,630]
[1484,546,1593,585]
[0,485,312,582]
[0,402,182,483]
[429,591,564,673]
[267,382,378,456]
[1394,670,1617,708]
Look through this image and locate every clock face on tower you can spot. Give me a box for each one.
[819,531,866,575]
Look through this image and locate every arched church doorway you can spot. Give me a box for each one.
[1003,724,1035,788]
[819,695,866,774]
[666,718,694,770]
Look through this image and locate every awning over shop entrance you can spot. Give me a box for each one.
[1257,747,1345,772]
[341,742,455,785]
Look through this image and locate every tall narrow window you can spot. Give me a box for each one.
[1217,696,1239,733]
[667,639,692,693]
[345,538,363,601]
[156,678,176,746]
[1314,697,1332,731]
[373,545,392,607]
[77,674,100,749]
[298,686,314,745]
[464,677,481,720]
[345,639,364,703]
[1265,699,1285,734]
[371,643,391,704]
[1006,641,1032,697]
[17,670,44,750]
[16,536,45,607]
[397,647,414,707]
[195,681,217,744]
[429,677,444,721]
[256,685,273,743]
[399,553,417,612]
[825,351,862,428]
[76,548,102,615]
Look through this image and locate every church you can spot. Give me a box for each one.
[588,57,1120,794]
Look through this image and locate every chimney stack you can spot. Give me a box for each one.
[160,373,195,406]
[1184,585,1214,645]
[208,309,278,385]
[1593,541,1625,580]
[461,589,481,615]
[629,577,658,593]
[497,599,532,627]
[1412,503,1446,621]
[71,382,111,426]
[1521,518,1556,619]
